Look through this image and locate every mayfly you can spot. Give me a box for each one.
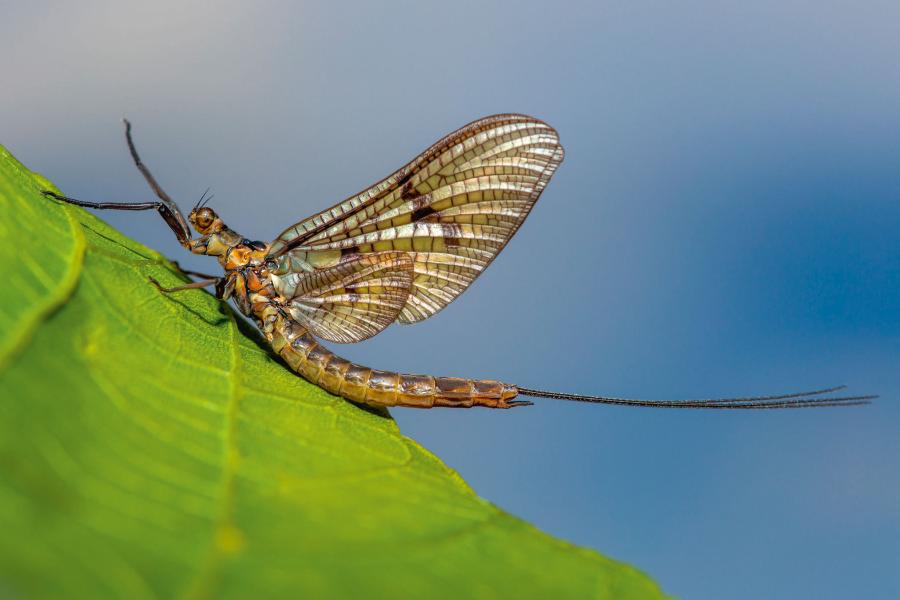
[44,115,875,410]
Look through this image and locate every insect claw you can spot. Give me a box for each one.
[147,276,163,291]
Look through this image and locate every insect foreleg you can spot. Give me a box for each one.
[42,189,192,246]
[43,191,161,212]
[41,119,194,246]
[122,119,192,244]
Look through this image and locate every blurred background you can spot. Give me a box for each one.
[3,2,898,598]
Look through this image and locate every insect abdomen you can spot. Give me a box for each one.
[271,317,520,409]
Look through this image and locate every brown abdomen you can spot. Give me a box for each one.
[270,316,521,409]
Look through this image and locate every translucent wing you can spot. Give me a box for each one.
[276,252,414,344]
[269,114,564,324]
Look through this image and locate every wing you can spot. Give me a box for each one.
[275,252,414,344]
[269,114,564,324]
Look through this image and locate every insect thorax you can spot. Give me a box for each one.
[272,249,343,275]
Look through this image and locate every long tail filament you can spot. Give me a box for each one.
[516,384,876,409]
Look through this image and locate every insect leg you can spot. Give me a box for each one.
[122,119,192,245]
[42,189,192,246]
[41,120,193,245]
[170,260,219,280]
[148,277,217,293]
[43,191,160,211]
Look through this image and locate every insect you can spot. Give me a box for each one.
[44,115,875,410]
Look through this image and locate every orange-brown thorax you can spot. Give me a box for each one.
[187,206,278,319]
[188,206,267,267]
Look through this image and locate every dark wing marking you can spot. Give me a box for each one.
[269,114,563,325]
[276,252,413,344]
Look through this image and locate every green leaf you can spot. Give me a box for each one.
[0,145,667,599]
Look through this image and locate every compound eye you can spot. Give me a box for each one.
[194,207,215,231]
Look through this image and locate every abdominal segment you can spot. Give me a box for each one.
[270,316,520,409]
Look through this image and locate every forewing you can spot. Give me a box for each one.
[276,252,413,344]
[269,114,564,324]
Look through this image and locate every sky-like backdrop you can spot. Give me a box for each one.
[3,2,899,598]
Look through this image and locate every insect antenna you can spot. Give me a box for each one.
[516,384,877,409]
[194,187,214,210]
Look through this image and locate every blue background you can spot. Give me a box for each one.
[3,2,898,598]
